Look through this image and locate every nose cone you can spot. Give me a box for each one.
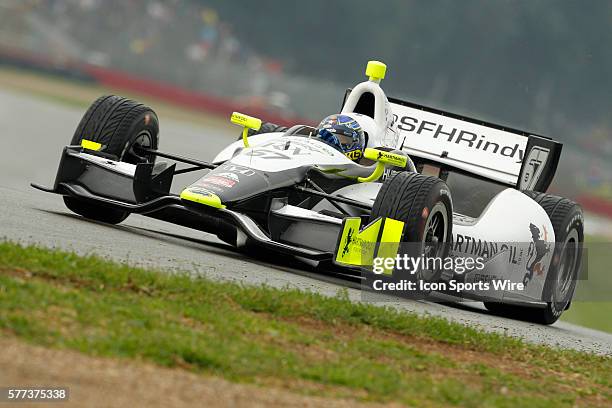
[180,164,269,207]
[180,188,225,209]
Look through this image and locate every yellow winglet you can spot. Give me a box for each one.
[231,112,262,148]
[180,188,226,209]
[335,216,404,274]
[336,217,381,266]
[358,148,407,183]
[81,139,102,151]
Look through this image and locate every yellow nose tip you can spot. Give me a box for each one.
[366,60,387,81]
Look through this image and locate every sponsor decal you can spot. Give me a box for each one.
[220,164,255,176]
[524,223,550,285]
[342,227,355,257]
[453,234,523,264]
[345,149,363,161]
[335,217,404,269]
[339,222,379,262]
[197,183,224,193]
[376,150,401,166]
[201,175,236,188]
[395,114,525,163]
[215,172,239,182]
[364,149,407,167]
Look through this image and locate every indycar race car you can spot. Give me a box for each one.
[32,61,583,324]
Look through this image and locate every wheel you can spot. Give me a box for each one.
[64,95,160,224]
[236,122,288,140]
[71,95,159,163]
[370,172,453,284]
[484,191,583,324]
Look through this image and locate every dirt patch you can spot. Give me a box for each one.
[0,336,395,408]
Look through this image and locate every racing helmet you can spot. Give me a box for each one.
[314,114,365,161]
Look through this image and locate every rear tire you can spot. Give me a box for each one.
[370,172,453,284]
[484,191,583,324]
[65,95,160,224]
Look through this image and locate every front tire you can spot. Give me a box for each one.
[484,192,583,324]
[370,172,453,284]
[64,95,160,225]
[71,95,159,163]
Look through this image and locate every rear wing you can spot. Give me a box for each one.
[388,96,562,191]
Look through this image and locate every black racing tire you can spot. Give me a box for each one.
[236,122,288,140]
[71,95,159,163]
[370,172,453,283]
[484,191,584,325]
[64,95,160,225]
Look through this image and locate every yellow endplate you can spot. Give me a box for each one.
[180,188,226,209]
[335,217,404,274]
[81,139,102,151]
[231,112,262,131]
[364,148,407,168]
[365,60,387,81]
[376,218,404,275]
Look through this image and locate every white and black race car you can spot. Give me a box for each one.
[32,61,583,324]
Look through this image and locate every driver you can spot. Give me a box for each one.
[314,114,365,162]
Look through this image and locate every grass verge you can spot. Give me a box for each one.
[0,241,610,407]
[561,235,612,333]
[563,302,612,333]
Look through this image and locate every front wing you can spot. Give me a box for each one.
[31,145,334,261]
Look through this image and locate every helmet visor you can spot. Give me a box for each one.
[335,131,356,148]
[317,126,359,152]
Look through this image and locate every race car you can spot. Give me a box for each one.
[32,61,583,325]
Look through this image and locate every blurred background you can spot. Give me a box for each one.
[2,0,611,223]
[0,0,610,330]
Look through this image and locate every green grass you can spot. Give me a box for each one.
[561,235,612,333]
[0,242,610,407]
[563,302,612,333]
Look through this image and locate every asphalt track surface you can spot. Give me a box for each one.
[1,88,611,355]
